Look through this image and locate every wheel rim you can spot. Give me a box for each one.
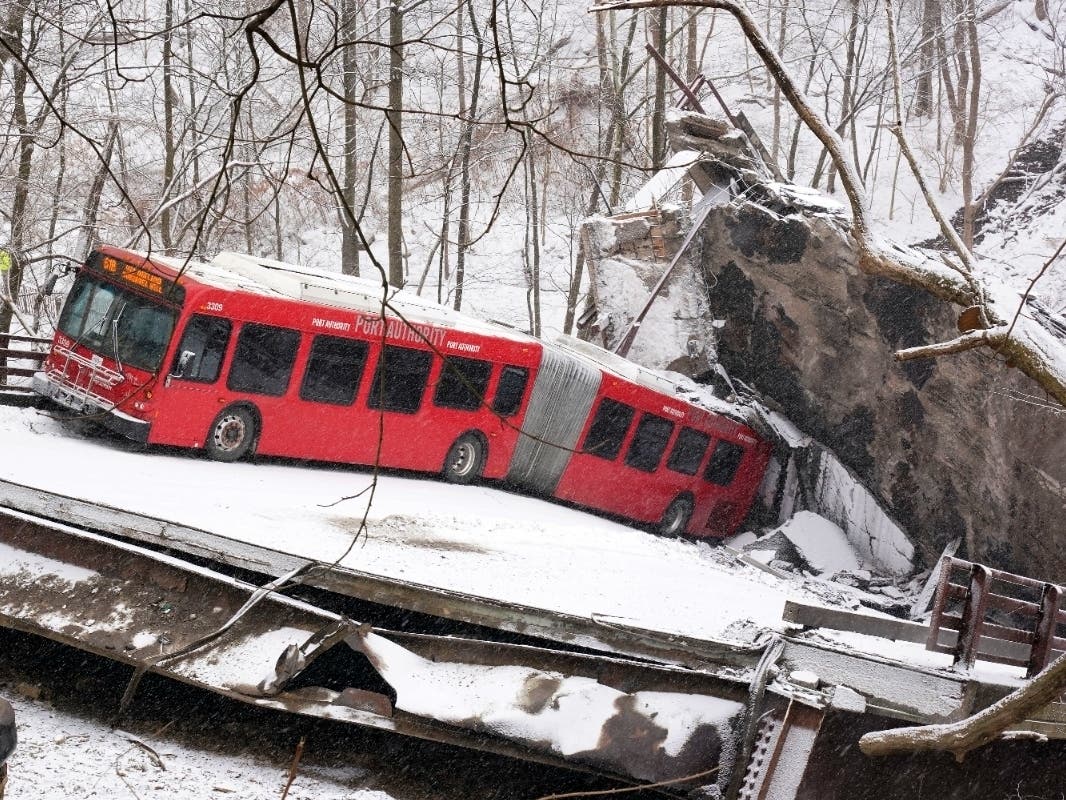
[665,501,690,534]
[449,441,477,477]
[213,414,247,452]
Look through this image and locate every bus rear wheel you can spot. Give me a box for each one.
[205,406,257,462]
[443,433,485,485]
[659,496,694,537]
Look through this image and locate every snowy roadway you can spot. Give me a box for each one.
[1,402,1032,687]
[0,404,811,649]
[0,403,1041,798]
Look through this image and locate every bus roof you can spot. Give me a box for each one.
[142,249,536,344]
[125,246,756,430]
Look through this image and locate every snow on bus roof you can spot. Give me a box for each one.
[204,250,536,343]
[140,248,756,429]
[552,335,680,394]
[551,336,759,429]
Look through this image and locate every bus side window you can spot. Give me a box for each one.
[492,366,528,417]
[582,397,634,460]
[666,427,711,476]
[624,413,675,473]
[367,345,433,413]
[704,440,746,486]
[300,335,369,406]
[171,315,232,383]
[227,323,301,396]
[434,356,492,411]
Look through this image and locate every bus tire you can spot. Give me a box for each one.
[659,496,694,537]
[205,405,257,462]
[443,433,485,485]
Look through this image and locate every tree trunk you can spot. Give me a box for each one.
[161,0,176,251]
[914,0,938,116]
[341,0,361,276]
[959,0,982,249]
[861,650,1066,759]
[827,0,859,194]
[525,147,541,336]
[0,4,33,350]
[453,0,485,312]
[386,0,405,287]
[649,6,668,169]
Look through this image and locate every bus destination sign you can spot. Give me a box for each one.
[99,255,184,303]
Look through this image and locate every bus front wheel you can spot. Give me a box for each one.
[659,496,694,537]
[205,406,257,462]
[443,433,485,485]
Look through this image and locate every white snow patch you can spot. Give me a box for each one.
[810,452,915,576]
[173,626,316,692]
[0,542,97,585]
[623,150,702,213]
[774,511,863,575]
[359,631,743,761]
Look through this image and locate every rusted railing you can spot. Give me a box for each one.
[0,333,49,400]
[927,556,1066,677]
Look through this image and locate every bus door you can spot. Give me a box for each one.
[362,343,439,471]
[291,333,373,463]
[157,314,234,445]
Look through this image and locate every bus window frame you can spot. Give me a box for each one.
[226,321,302,398]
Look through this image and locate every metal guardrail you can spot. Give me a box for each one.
[927,556,1066,676]
[0,333,49,402]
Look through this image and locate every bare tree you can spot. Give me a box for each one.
[590,0,1066,410]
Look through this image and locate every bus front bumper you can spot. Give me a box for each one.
[32,372,151,443]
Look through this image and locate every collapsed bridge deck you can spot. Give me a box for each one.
[2,405,1065,796]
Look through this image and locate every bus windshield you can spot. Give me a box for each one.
[58,271,178,373]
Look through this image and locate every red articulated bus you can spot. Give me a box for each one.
[33,246,771,537]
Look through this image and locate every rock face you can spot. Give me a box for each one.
[702,201,1066,578]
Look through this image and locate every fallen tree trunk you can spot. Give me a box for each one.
[860,650,1066,759]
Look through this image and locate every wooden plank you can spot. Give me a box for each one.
[0,348,47,361]
[938,614,1034,647]
[1028,584,1061,676]
[783,600,930,645]
[910,538,960,618]
[945,582,969,600]
[784,600,1032,665]
[984,592,1040,616]
[0,334,50,346]
[0,366,41,378]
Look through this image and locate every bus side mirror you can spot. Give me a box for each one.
[171,350,196,378]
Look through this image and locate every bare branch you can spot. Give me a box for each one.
[894,327,1007,361]
[860,650,1066,759]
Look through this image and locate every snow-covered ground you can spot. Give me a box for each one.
[0,390,1032,794]
[0,403,851,647]
[2,689,390,800]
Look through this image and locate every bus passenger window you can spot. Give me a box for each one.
[300,335,369,406]
[434,356,492,411]
[492,366,529,417]
[582,398,634,460]
[666,428,711,476]
[625,413,675,473]
[367,345,433,413]
[228,323,300,396]
[172,315,232,383]
[705,440,746,486]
